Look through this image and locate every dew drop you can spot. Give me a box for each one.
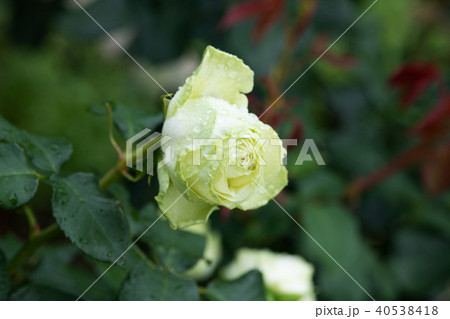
[9,193,18,206]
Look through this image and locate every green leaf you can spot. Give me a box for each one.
[107,186,206,273]
[119,263,199,301]
[51,173,130,264]
[0,115,72,173]
[390,229,450,296]
[0,250,9,301]
[137,204,206,272]
[30,244,117,301]
[206,270,266,301]
[110,103,163,139]
[20,134,72,173]
[0,232,22,260]
[0,143,39,209]
[9,284,75,301]
[300,204,396,301]
[106,182,139,234]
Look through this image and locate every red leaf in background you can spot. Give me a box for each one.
[219,1,267,29]
[290,0,318,46]
[256,76,301,137]
[311,34,356,69]
[421,141,450,195]
[220,206,231,222]
[348,63,449,198]
[388,63,440,108]
[411,93,450,137]
[260,75,281,101]
[220,0,285,42]
[247,93,265,114]
[259,76,297,113]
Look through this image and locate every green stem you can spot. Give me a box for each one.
[22,205,37,236]
[7,224,61,275]
[198,286,207,296]
[99,160,126,191]
[133,246,156,269]
[99,134,164,191]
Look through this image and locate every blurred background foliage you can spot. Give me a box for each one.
[0,0,449,301]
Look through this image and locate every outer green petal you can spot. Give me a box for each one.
[155,168,218,229]
[166,46,254,118]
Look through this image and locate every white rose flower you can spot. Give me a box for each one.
[155,46,288,229]
[222,248,315,301]
[181,223,222,281]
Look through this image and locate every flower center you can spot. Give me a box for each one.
[239,153,255,170]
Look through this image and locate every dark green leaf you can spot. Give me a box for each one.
[0,250,9,300]
[30,244,117,301]
[9,284,75,301]
[107,185,206,272]
[90,259,129,296]
[0,232,22,260]
[119,262,199,301]
[206,270,266,301]
[51,173,130,264]
[243,200,292,245]
[106,186,203,273]
[0,115,72,173]
[106,182,138,233]
[390,229,450,297]
[138,204,206,272]
[0,116,21,141]
[301,204,396,300]
[20,134,72,173]
[111,103,163,139]
[0,143,39,209]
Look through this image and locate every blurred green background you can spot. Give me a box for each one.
[0,0,449,300]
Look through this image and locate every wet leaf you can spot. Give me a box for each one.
[0,115,72,173]
[206,270,266,301]
[0,143,39,209]
[119,262,199,301]
[51,173,130,264]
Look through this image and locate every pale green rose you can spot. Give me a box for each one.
[181,223,222,281]
[156,46,288,229]
[222,248,316,301]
